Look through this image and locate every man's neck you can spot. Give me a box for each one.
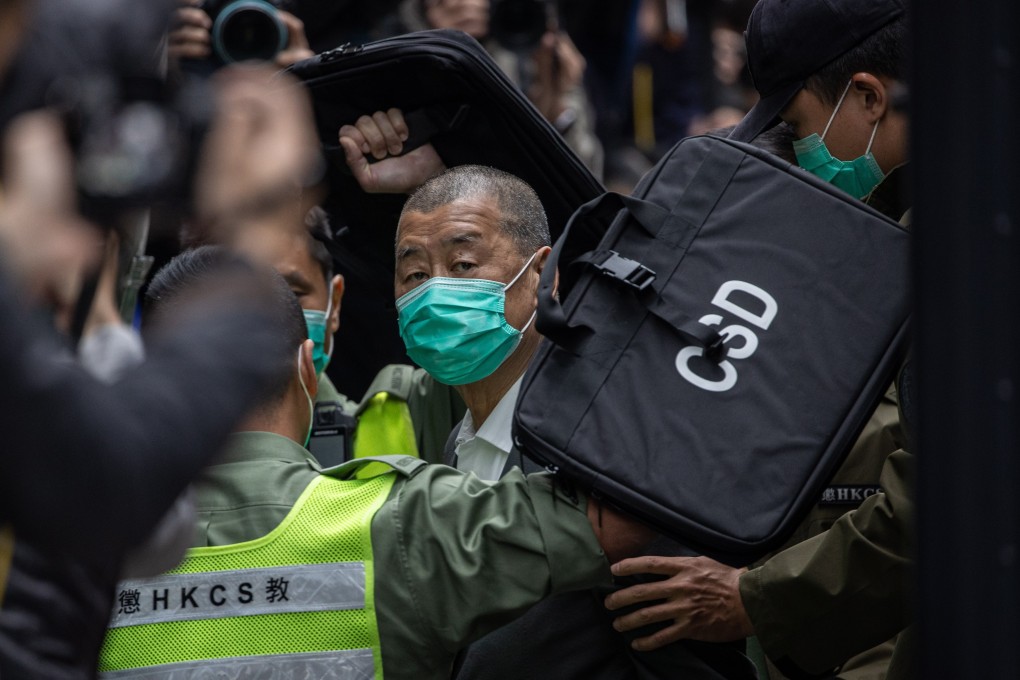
[236,404,306,444]
[455,333,539,428]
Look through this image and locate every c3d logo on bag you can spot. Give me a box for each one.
[675,280,777,392]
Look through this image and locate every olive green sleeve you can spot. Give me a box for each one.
[739,449,914,676]
[405,367,466,465]
[372,467,609,675]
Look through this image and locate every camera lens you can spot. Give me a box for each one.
[212,0,287,64]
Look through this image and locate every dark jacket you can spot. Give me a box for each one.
[444,429,757,680]
[0,265,291,678]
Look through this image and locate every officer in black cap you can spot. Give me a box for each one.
[602,2,916,679]
[734,0,910,208]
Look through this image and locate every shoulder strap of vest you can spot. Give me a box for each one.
[356,364,416,413]
[320,455,428,481]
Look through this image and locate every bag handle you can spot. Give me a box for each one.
[570,249,726,361]
[537,192,666,350]
[538,192,726,361]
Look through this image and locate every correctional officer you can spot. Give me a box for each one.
[605,2,915,679]
[98,246,649,680]
[206,204,464,465]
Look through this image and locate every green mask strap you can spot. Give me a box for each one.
[298,349,314,447]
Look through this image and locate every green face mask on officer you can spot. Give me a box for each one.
[303,293,334,377]
[793,79,886,200]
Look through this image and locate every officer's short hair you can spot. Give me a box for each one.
[805,14,909,106]
[305,206,334,285]
[145,246,308,406]
[401,165,551,256]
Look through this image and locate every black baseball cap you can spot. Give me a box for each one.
[729,0,905,142]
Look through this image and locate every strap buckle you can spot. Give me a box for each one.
[703,332,728,363]
[594,251,656,291]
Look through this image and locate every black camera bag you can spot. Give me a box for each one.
[513,133,911,565]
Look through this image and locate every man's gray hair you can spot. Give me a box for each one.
[400,165,551,255]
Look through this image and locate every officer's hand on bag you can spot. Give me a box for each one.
[0,111,103,324]
[603,555,754,649]
[338,108,447,194]
[587,497,657,566]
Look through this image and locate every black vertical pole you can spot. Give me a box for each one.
[914,0,1020,677]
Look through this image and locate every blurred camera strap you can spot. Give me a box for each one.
[118,211,154,327]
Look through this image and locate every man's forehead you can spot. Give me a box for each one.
[396,197,504,249]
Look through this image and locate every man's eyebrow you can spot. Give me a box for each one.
[396,229,483,261]
[441,232,480,246]
[395,244,421,262]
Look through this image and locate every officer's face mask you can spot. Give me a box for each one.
[297,349,314,447]
[792,80,885,200]
[302,285,335,378]
[396,251,539,386]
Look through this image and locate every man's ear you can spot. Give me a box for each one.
[851,72,889,124]
[327,274,344,335]
[533,245,552,275]
[531,245,558,303]
[299,338,318,399]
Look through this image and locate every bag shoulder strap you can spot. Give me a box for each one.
[539,192,727,361]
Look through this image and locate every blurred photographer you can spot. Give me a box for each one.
[392,0,603,178]
[0,1,323,676]
[168,0,315,70]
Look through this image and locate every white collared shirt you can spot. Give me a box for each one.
[453,377,522,482]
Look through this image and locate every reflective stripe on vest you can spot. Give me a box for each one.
[107,562,366,628]
[101,648,374,680]
[99,472,395,679]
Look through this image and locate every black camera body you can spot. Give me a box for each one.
[308,401,357,468]
[0,0,212,226]
[201,0,288,65]
[63,73,214,225]
[490,0,555,51]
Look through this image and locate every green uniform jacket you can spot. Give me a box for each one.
[740,448,915,679]
[187,432,609,679]
[751,386,906,679]
[745,168,914,680]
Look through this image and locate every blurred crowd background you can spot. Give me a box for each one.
[193,0,761,193]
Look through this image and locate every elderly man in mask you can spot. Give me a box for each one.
[338,113,756,680]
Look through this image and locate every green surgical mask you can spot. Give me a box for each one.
[792,80,885,200]
[302,291,333,377]
[396,252,538,386]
